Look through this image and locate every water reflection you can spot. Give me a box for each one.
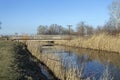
[41,45,120,80]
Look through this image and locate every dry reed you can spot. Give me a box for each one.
[55,33,120,53]
[26,40,113,80]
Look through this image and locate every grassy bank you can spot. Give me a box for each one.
[26,41,114,80]
[55,33,120,53]
[0,40,20,80]
[26,41,81,80]
[0,40,57,80]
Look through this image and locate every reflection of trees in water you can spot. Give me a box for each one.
[98,62,120,80]
[76,54,88,78]
[51,46,120,79]
[58,49,90,79]
[27,43,120,80]
[63,46,120,69]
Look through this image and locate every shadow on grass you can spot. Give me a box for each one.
[14,43,59,80]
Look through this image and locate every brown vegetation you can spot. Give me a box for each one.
[26,41,83,80]
[55,33,120,53]
[26,41,114,80]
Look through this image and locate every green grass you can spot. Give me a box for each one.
[0,40,54,80]
[0,40,20,80]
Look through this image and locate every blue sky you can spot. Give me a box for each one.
[0,0,113,35]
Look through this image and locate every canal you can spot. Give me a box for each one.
[38,45,120,80]
[27,41,120,80]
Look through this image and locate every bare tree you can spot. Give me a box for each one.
[37,24,66,35]
[37,25,48,35]
[0,22,2,30]
[109,0,120,29]
[49,24,57,35]
[76,21,86,36]
[85,25,94,36]
[48,24,65,35]
[103,17,117,34]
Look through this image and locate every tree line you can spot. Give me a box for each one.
[37,22,94,36]
[37,19,120,36]
[37,0,120,36]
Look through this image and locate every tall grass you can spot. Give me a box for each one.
[26,41,84,80]
[55,33,120,53]
[26,41,114,80]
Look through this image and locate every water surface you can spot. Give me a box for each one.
[41,46,120,80]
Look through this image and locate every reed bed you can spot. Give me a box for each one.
[26,41,113,80]
[26,41,81,80]
[55,33,120,53]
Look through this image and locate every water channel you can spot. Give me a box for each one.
[38,45,120,80]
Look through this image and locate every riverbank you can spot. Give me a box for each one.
[0,40,58,80]
[55,33,120,53]
[26,41,81,80]
[26,41,116,80]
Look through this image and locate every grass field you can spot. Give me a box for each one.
[0,40,20,80]
[0,40,56,80]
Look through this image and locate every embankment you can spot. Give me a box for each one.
[26,41,85,80]
[55,33,120,53]
[26,41,115,80]
[0,40,58,80]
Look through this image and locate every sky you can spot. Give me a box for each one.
[0,0,113,35]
